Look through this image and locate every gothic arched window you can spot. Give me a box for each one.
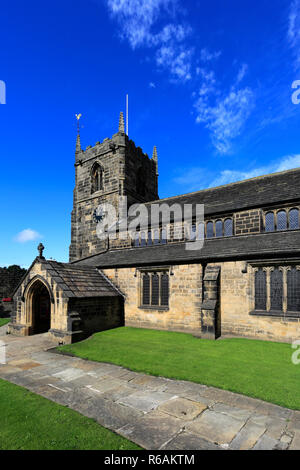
[206,221,214,238]
[277,210,287,231]
[224,218,233,237]
[91,163,104,194]
[265,212,275,232]
[289,208,299,230]
[215,220,223,238]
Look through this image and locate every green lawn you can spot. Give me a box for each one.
[59,327,300,410]
[0,378,140,450]
[0,318,10,327]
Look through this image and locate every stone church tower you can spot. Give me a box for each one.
[69,113,159,261]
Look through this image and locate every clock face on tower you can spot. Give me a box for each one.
[93,206,105,224]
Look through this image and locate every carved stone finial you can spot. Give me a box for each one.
[152,146,158,162]
[152,146,159,176]
[119,112,125,133]
[38,243,45,259]
[75,114,82,154]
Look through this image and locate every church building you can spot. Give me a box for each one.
[9,113,300,344]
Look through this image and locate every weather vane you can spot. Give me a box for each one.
[75,113,82,135]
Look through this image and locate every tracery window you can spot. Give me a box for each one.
[253,265,300,316]
[141,270,169,308]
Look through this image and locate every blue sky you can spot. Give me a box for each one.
[1,0,300,267]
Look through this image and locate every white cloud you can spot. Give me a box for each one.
[195,85,255,154]
[106,0,175,48]
[210,154,300,187]
[149,81,156,88]
[14,229,42,243]
[172,154,300,193]
[156,45,193,81]
[105,0,193,81]
[200,48,221,62]
[288,0,300,68]
[236,63,248,84]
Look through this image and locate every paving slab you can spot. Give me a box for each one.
[254,401,293,420]
[252,434,278,450]
[85,377,125,394]
[161,431,221,450]
[158,397,207,420]
[287,410,300,432]
[118,390,177,413]
[100,384,138,402]
[129,375,169,391]
[250,414,287,440]
[289,430,300,450]
[77,396,144,431]
[211,403,252,421]
[185,409,246,445]
[119,410,184,449]
[230,421,266,450]
[0,365,22,376]
[52,367,87,382]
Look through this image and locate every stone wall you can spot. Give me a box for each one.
[103,263,203,334]
[67,296,124,339]
[234,210,261,235]
[214,261,300,343]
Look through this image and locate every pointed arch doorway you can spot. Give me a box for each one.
[26,280,51,334]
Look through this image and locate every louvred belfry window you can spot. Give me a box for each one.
[141,270,169,308]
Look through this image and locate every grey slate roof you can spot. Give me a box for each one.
[144,167,300,217]
[73,230,300,269]
[42,260,120,297]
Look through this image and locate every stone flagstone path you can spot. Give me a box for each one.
[0,328,299,450]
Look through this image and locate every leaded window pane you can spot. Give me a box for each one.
[215,220,223,238]
[270,269,283,311]
[206,222,214,238]
[198,222,205,240]
[224,218,233,237]
[289,209,299,230]
[142,274,150,305]
[161,274,169,306]
[255,269,267,310]
[161,229,167,245]
[148,232,152,246]
[287,268,300,312]
[134,233,139,247]
[265,212,275,232]
[151,274,159,306]
[190,224,197,241]
[141,232,146,247]
[154,229,160,245]
[277,211,287,231]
